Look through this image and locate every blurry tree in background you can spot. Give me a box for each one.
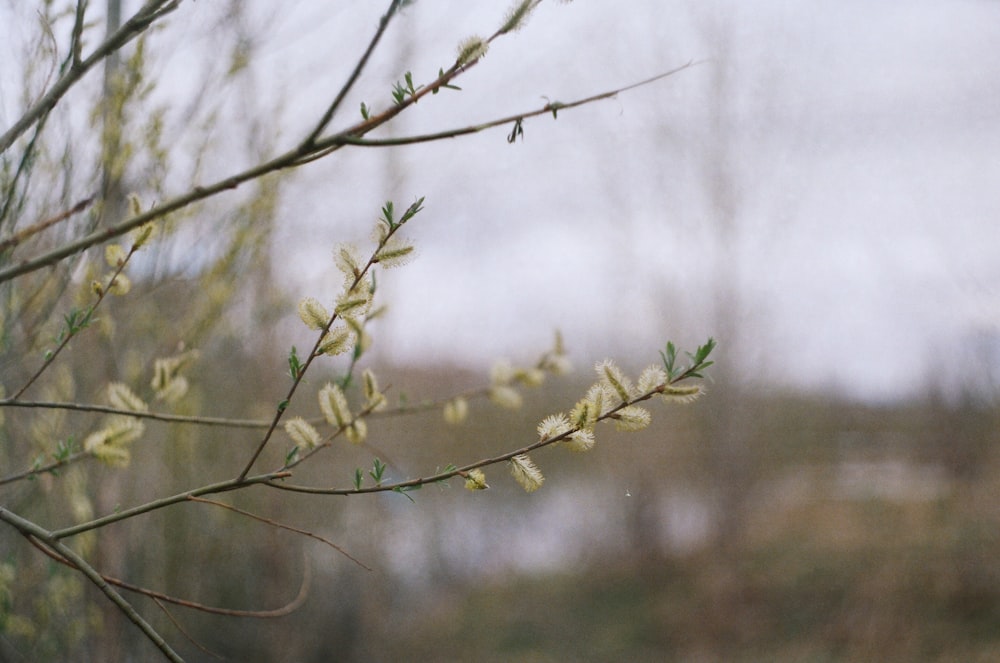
[0,1,713,660]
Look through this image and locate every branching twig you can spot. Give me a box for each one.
[320,62,699,149]
[266,373,703,496]
[237,203,420,480]
[0,63,693,285]
[301,0,401,147]
[0,507,184,663]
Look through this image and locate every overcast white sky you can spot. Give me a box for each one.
[4,0,999,401]
[268,0,1000,401]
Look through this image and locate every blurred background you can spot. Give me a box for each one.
[2,0,1000,661]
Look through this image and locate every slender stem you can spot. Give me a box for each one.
[0,196,94,253]
[0,398,274,428]
[0,451,90,487]
[12,243,137,399]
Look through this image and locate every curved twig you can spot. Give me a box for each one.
[187,496,371,571]
[153,597,226,661]
[27,530,314,618]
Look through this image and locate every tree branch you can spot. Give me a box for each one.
[0,63,693,285]
[51,471,290,539]
[0,507,184,663]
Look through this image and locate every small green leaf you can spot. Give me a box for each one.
[360,102,370,120]
[507,118,524,144]
[54,438,76,462]
[436,464,457,485]
[391,81,407,105]
[399,196,425,225]
[392,485,419,503]
[287,346,302,380]
[285,446,300,466]
[369,457,386,485]
[380,201,395,227]
[433,68,461,93]
[660,341,679,378]
[353,468,364,490]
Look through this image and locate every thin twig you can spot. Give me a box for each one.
[12,241,137,399]
[153,598,226,660]
[69,0,89,68]
[0,196,95,253]
[0,450,90,487]
[318,62,700,149]
[0,398,274,428]
[27,531,313,618]
[237,208,419,480]
[188,496,371,571]
[109,564,312,618]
